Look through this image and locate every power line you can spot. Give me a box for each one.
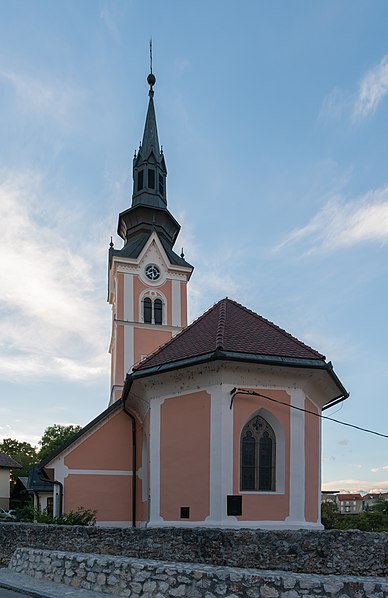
[231,389,388,439]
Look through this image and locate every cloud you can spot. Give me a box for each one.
[353,55,388,120]
[0,170,110,382]
[322,479,388,493]
[370,465,388,473]
[319,88,352,122]
[0,67,85,125]
[276,186,388,253]
[319,54,388,122]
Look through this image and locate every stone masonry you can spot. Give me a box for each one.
[9,547,388,597]
[0,523,387,577]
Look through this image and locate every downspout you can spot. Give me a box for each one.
[33,490,40,513]
[52,480,63,517]
[122,400,137,528]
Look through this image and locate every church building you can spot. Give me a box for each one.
[41,71,348,530]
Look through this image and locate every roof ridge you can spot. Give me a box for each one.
[215,298,227,349]
[132,298,224,371]
[226,298,325,360]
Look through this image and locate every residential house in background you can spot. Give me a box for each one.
[0,453,21,510]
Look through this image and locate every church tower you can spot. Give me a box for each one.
[108,72,193,404]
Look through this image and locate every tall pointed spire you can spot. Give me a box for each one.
[131,71,167,209]
[116,69,182,250]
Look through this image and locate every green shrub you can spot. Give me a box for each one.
[15,505,96,526]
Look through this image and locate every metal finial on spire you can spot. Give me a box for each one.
[180,248,185,259]
[109,236,114,249]
[147,38,156,97]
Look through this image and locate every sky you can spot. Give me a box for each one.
[0,1,387,494]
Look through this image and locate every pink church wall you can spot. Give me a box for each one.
[63,409,148,523]
[232,390,290,521]
[115,325,124,387]
[134,327,171,367]
[116,273,124,321]
[65,411,132,470]
[180,281,187,327]
[64,474,132,521]
[138,410,150,523]
[304,398,320,523]
[160,391,211,521]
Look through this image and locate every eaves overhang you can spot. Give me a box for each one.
[125,350,349,407]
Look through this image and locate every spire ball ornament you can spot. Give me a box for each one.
[147,73,156,87]
[147,72,156,97]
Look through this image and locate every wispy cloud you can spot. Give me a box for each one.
[320,54,388,122]
[276,186,388,253]
[0,67,85,125]
[319,88,352,122]
[370,465,388,473]
[322,479,388,493]
[0,171,109,382]
[353,55,388,120]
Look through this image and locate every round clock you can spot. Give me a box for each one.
[145,264,161,281]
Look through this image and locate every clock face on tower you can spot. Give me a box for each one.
[145,264,161,281]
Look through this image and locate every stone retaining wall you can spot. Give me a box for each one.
[9,547,388,597]
[0,523,387,577]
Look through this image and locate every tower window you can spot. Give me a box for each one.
[142,296,164,325]
[137,170,144,191]
[143,297,152,323]
[148,168,155,189]
[154,299,163,325]
[240,415,276,491]
[158,174,164,197]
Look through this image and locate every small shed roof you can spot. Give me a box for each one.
[0,453,22,469]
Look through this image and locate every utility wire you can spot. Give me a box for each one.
[232,389,388,439]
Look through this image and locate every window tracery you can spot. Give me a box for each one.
[240,414,276,492]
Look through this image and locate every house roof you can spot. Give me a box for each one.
[27,465,54,492]
[0,453,22,469]
[134,297,326,372]
[338,493,363,501]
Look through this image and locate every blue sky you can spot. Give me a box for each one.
[1,1,388,493]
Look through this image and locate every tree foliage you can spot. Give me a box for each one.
[38,424,82,461]
[0,438,37,483]
[321,499,388,532]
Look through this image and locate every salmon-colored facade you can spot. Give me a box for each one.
[160,391,211,522]
[44,72,348,531]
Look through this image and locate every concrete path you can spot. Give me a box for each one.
[0,569,102,598]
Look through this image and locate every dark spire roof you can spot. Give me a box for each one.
[140,77,160,159]
[114,72,192,270]
[131,72,167,211]
[133,298,326,372]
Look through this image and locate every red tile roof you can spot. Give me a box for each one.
[338,494,363,501]
[134,298,325,372]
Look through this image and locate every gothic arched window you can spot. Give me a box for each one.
[154,299,163,325]
[240,415,276,492]
[143,297,152,323]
